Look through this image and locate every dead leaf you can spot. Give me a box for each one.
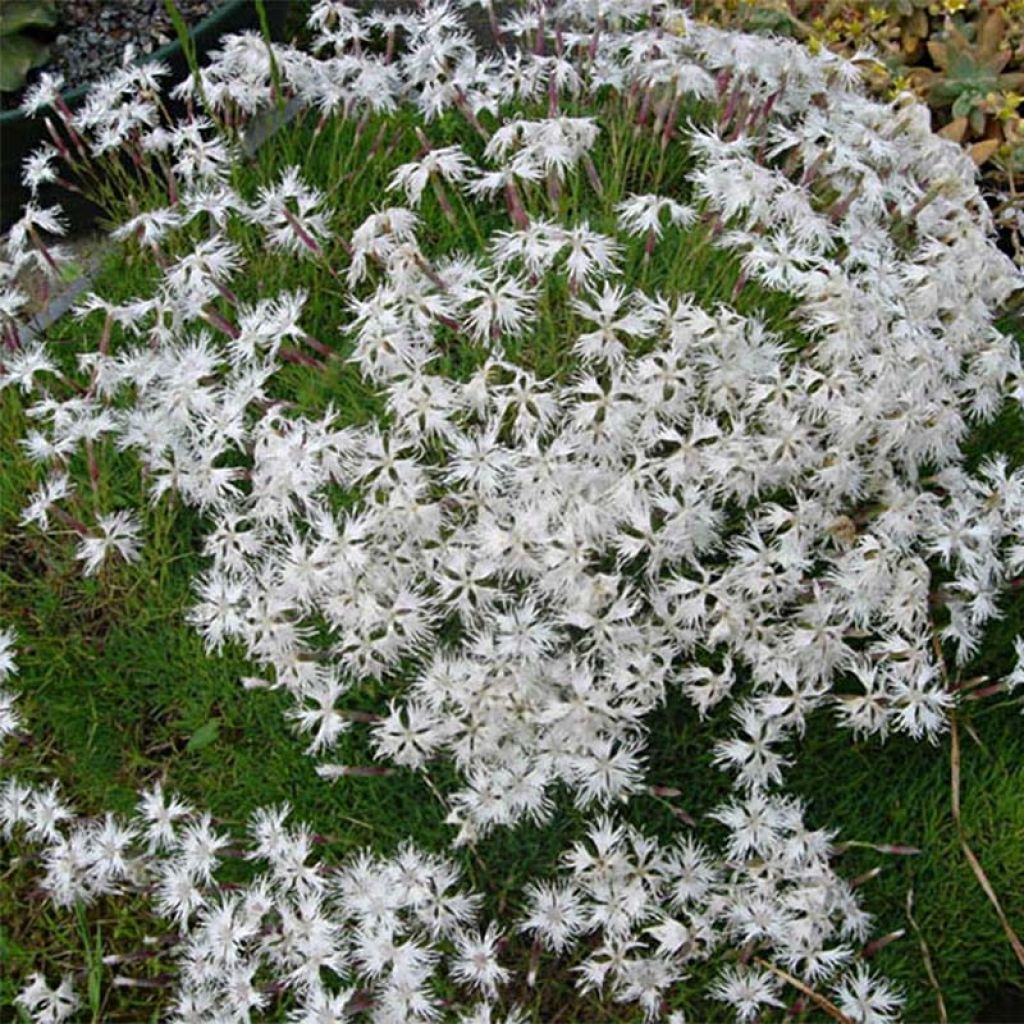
[926,40,949,70]
[938,116,968,143]
[978,8,1007,60]
[969,138,1001,165]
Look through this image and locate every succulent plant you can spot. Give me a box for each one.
[0,0,57,94]
[691,0,1024,192]
[912,8,1024,132]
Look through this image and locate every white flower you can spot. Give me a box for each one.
[0,286,29,327]
[558,222,622,289]
[452,924,509,997]
[712,703,789,790]
[287,669,353,754]
[20,473,74,531]
[455,271,535,345]
[252,165,331,257]
[519,880,585,952]
[616,193,696,238]
[111,207,184,246]
[75,511,143,576]
[571,282,657,365]
[833,963,904,1024]
[569,736,645,808]
[15,973,79,1024]
[19,72,65,115]
[709,966,783,1023]
[1006,635,1024,694]
[137,783,193,852]
[0,627,18,681]
[27,781,73,843]
[21,145,59,194]
[490,218,564,274]
[153,859,207,929]
[711,792,789,860]
[0,687,21,743]
[0,777,34,839]
[389,143,474,206]
[0,341,57,394]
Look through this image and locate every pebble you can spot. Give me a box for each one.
[5,0,219,109]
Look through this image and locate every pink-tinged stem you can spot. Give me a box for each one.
[280,206,324,259]
[488,1,506,48]
[413,254,449,294]
[52,505,90,536]
[583,154,604,197]
[726,93,751,143]
[432,177,458,226]
[87,440,99,499]
[800,148,830,187]
[215,281,239,307]
[785,995,809,1020]
[964,681,1010,701]
[53,98,88,156]
[203,307,240,339]
[636,87,652,128]
[330,765,395,777]
[149,242,170,271]
[110,976,174,990]
[44,118,70,160]
[719,84,743,132]
[546,168,562,209]
[27,225,60,276]
[414,125,433,156]
[860,929,905,960]
[644,227,657,261]
[454,88,491,142]
[3,323,21,351]
[164,160,179,206]
[366,121,390,161]
[660,94,681,151]
[648,784,681,797]
[279,346,326,370]
[527,936,542,987]
[505,181,530,229]
[829,184,862,224]
[731,268,748,303]
[849,866,882,889]
[302,331,333,358]
[54,175,83,196]
[352,108,371,149]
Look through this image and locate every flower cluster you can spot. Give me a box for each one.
[2,0,1023,1020]
[0,629,901,1022]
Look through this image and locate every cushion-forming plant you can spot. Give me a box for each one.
[1,1,1024,1021]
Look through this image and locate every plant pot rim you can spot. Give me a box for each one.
[0,0,257,124]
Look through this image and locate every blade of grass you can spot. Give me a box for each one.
[162,0,211,119]
[950,712,1024,971]
[905,886,948,1024]
[254,0,285,117]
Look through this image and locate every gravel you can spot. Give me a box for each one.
[2,0,219,111]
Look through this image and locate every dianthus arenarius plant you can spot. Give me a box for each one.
[2,0,1024,1021]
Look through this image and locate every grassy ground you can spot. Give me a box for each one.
[2,88,1024,1024]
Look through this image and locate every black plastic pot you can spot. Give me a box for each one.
[0,0,291,234]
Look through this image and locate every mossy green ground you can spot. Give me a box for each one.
[2,94,1024,1023]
